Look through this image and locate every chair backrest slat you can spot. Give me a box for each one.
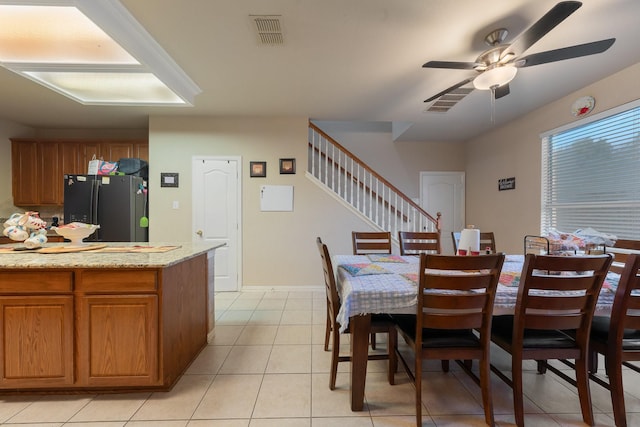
[423,312,484,329]
[425,274,493,291]
[526,313,584,330]
[398,231,441,255]
[423,293,488,310]
[352,231,392,255]
[527,294,588,310]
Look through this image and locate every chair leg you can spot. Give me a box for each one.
[387,328,397,385]
[588,349,598,374]
[536,359,548,374]
[575,356,594,426]
[329,326,340,390]
[606,352,627,427]
[371,332,377,350]
[441,359,449,372]
[512,356,525,427]
[324,305,331,352]
[415,352,422,427]
[479,354,495,427]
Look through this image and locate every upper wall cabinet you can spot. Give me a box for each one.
[11,139,149,207]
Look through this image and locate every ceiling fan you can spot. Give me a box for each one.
[423,1,615,103]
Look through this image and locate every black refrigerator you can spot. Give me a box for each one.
[63,174,148,242]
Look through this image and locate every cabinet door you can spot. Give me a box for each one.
[11,140,39,206]
[0,296,74,388]
[59,142,82,176]
[101,142,134,162]
[134,143,149,161]
[38,142,61,205]
[76,294,159,387]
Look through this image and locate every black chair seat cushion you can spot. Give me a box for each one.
[392,314,479,348]
[343,313,394,334]
[591,316,640,350]
[491,315,577,349]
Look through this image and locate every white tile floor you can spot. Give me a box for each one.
[1,289,639,426]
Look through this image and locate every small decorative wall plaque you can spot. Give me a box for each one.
[160,172,179,188]
[498,177,516,191]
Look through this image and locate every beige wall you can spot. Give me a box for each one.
[147,116,462,288]
[148,116,363,287]
[465,62,640,254]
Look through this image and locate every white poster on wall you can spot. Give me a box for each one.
[260,185,294,211]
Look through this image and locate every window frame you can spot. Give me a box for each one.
[540,98,640,241]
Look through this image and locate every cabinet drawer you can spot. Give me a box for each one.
[77,269,157,292]
[0,271,73,293]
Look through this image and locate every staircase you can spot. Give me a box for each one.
[307,122,440,240]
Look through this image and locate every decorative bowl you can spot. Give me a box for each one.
[51,223,100,245]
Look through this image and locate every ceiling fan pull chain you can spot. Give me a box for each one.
[490,86,496,124]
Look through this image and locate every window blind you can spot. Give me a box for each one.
[541,103,640,240]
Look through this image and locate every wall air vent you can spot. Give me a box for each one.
[424,87,474,113]
[251,15,284,45]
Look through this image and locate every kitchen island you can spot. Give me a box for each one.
[0,242,223,393]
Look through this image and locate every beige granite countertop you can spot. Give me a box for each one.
[0,242,224,269]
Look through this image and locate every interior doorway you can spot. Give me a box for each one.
[192,156,241,291]
[420,171,465,255]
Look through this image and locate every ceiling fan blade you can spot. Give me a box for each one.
[494,84,510,99]
[501,1,582,60]
[516,38,615,67]
[422,60,478,70]
[424,77,475,103]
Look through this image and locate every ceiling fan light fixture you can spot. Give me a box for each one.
[473,65,517,90]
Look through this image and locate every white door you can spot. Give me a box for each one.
[420,172,465,255]
[192,157,241,291]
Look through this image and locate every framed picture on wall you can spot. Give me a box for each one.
[250,161,267,177]
[279,158,296,174]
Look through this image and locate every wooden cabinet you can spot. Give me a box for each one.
[38,143,61,205]
[11,140,39,206]
[0,271,74,388]
[0,251,210,392]
[77,294,158,387]
[76,269,159,387]
[11,139,148,206]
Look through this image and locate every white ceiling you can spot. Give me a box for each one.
[1,0,639,142]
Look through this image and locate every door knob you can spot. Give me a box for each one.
[196,230,203,236]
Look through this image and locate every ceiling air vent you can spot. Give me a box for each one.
[425,87,473,113]
[251,15,284,45]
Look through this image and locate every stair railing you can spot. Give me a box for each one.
[307,122,441,238]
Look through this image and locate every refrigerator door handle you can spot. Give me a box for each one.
[91,180,100,225]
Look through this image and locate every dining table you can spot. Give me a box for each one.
[332,253,620,411]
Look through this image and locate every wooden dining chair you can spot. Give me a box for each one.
[480,232,496,253]
[393,253,505,427]
[350,230,393,349]
[351,231,392,255]
[316,237,397,390]
[607,238,640,274]
[490,253,612,427]
[585,253,640,427]
[398,231,441,255]
[451,231,461,253]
